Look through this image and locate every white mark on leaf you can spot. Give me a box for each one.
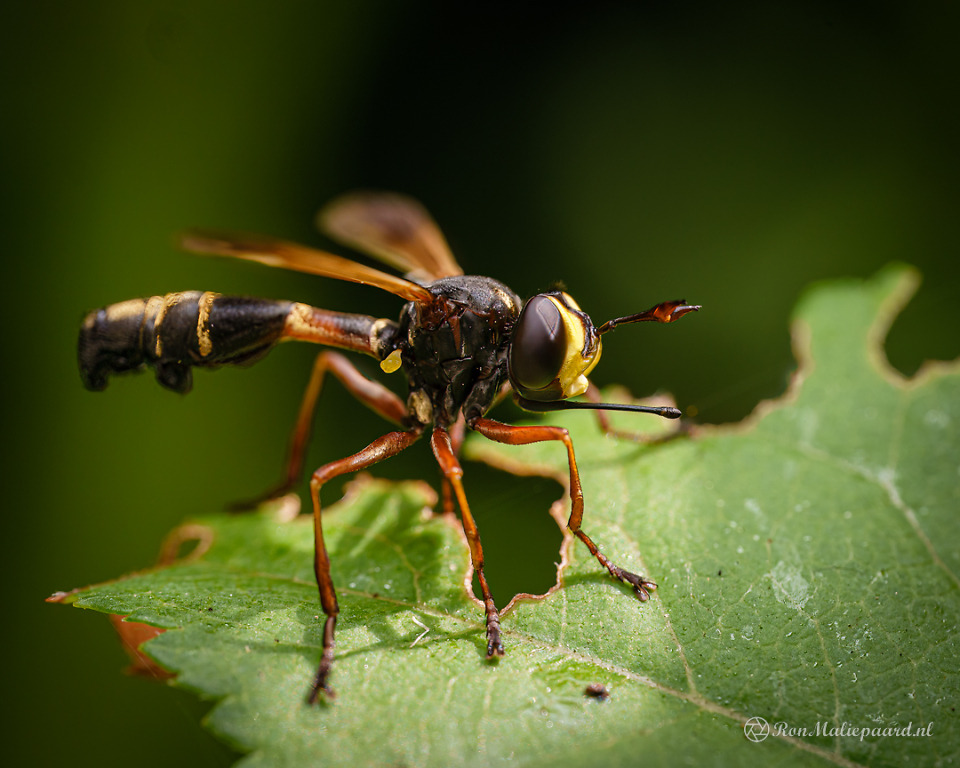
[767,560,810,611]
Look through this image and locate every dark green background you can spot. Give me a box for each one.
[4,2,958,765]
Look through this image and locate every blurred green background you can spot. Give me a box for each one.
[4,2,958,765]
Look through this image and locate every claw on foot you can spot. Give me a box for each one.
[612,567,657,601]
[486,627,505,659]
[307,674,335,705]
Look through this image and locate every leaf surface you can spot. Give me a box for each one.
[56,264,959,767]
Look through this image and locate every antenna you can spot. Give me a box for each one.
[597,300,700,335]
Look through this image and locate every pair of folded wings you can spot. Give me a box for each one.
[181,192,464,304]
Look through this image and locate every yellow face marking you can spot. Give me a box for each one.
[551,293,602,399]
[196,292,220,357]
[559,292,582,312]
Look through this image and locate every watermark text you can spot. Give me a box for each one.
[744,716,934,743]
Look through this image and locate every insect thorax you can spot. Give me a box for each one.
[394,276,521,427]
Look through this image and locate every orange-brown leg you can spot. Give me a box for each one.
[439,384,511,515]
[439,415,466,516]
[233,351,409,510]
[307,427,422,703]
[430,426,504,658]
[469,417,656,600]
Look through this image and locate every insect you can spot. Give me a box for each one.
[78,192,699,703]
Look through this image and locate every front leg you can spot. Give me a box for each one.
[439,415,466,517]
[469,417,657,600]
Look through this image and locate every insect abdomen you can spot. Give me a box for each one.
[78,291,294,393]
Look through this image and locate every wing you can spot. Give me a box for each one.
[317,191,464,283]
[179,230,434,304]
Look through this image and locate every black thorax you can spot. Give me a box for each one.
[391,276,521,427]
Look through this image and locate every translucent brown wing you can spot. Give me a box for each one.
[317,192,464,283]
[179,230,434,304]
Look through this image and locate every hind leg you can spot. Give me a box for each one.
[233,351,408,510]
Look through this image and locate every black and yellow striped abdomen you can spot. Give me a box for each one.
[80,289,398,393]
[78,291,296,393]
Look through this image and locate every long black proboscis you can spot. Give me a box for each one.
[516,396,681,419]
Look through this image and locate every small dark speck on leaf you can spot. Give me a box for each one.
[584,683,609,701]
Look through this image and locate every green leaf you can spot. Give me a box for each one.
[55,264,958,767]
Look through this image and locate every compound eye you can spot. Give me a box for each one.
[510,294,567,391]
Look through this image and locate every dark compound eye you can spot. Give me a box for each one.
[510,294,567,391]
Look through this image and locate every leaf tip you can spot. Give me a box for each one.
[45,589,79,605]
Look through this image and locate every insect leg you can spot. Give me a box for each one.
[307,427,423,703]
[439,415,467,516]
[430,427,504,659]
[439,384,509,515]
[469,417,656,601]
[233,351,409,510]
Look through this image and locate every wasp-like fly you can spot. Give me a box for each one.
[78,192,699,702]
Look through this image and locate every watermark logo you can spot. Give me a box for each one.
[743,716,770,742]
[744,716,934,743]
